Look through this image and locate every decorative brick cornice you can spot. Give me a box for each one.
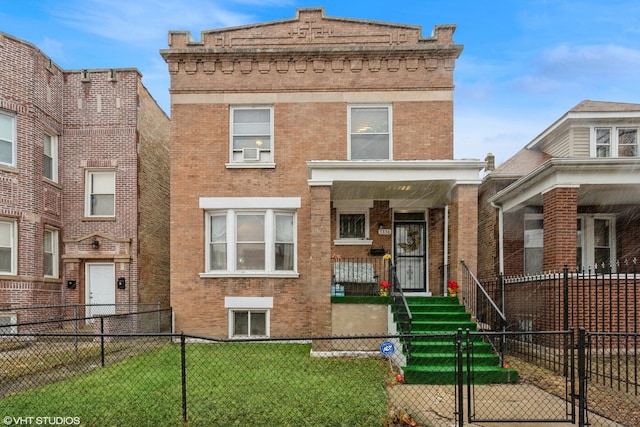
[166,55,452,76]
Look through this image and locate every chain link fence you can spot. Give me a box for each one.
[0,329,638,426]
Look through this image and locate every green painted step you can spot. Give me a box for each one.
[404,365,519,385]
[393,296,518,385]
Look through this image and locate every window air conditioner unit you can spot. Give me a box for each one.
[242,147,260,161]
[0,313,17,334]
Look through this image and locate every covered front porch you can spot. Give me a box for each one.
[307,159,484,299]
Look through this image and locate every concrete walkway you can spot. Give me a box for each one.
[388,384,623,426]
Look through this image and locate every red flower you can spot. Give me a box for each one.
[380,281,390,289]
[447,280,459,290]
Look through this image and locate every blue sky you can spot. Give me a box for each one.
[2,0,639,165]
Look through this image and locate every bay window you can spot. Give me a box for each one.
[0,111,16,167]
[0,219,16,275]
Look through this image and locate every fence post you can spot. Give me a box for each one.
[563,265,569,378]
[100,317,105,367]
[181,333,188,423]
[456,328,464,427]
[73,305,78,357]
[577,327,587,427]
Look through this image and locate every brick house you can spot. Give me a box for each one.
[161,8,484,337]
[0,32,170,322]
[479,100,640,280]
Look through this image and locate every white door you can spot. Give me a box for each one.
[86,263,116,317]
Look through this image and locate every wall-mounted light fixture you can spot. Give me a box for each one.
[92,239,100,249]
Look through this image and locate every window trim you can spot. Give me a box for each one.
[85,169,116,218]
[334,209,372,245]
[0,110,16,168]
[347,104,393,160]
[577,214,617,271]
[591,126,639,158]
[227,105,275,168]
[44,227,59,278]
[202,207,299,278]
[225,297,272,339]
[43,132,58,182]
[523,214,543,276]
[0,218,17,276]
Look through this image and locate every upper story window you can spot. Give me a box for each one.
[348,105,392,160]
[0,111,16,167]
[0,219,17,275]
[44,133,58,182]
[44,227,59,278]
[229,106,274,166]
[593,127,638,158]
[85,170,115,217]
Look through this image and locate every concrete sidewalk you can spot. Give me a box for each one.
[388,383,623,426]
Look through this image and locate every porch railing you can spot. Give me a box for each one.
[330,257,389,296]
[389,263,413,361]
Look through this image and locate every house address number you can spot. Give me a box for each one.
[378,229,391,235]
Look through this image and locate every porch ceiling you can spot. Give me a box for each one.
[490,158,640,212]
[307,159,485,205]
[331,180,455,206]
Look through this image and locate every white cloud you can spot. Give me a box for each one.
[49,0,254,44]
[513,43,640,94]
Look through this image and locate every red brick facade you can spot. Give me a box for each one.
[162,8,482,337]
[0,33,170,319]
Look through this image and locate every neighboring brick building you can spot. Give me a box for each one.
[479,100,640,280]
[0,32,170,320]
[161,8,484,337]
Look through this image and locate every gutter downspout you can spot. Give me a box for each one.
[444,205,449,295]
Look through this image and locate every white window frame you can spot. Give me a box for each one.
[200,198,300,278]
[44,227,59,278]
[523,214,543,276]
[85,170,116,217]
[227,106,275,168]
[43,132,58,182]
[335,210,371,244]
[225,297,272,338]
[348,104,392,160]
[591,126,639,158]
[0,110,16,168]
[0,218,17,275]
[577,214,617,271]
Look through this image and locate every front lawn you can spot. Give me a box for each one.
[1,342,390,426]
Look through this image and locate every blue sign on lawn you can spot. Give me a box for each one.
[380,341,395,356]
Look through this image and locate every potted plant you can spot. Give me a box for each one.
[447,280,459,297]
[379,280,390,297]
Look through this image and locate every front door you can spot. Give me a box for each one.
[394,215,427,292]
[85,263,116,318]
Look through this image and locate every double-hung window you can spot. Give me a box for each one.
[0,111,16,167]
[348,105,392,160]
[85,170,115,217]
[230,106,273,165]
[202,197,300,276]
[44,227,59,278]
[523,214,543,276]
[0,219,16,275]
[577,215,616,271]
[593,127,638,158]
[44,133,58,182]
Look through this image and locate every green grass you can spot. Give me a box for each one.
[1,342,390,426]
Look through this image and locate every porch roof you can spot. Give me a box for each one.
[307,160,485,205]
[489,158,640,212]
